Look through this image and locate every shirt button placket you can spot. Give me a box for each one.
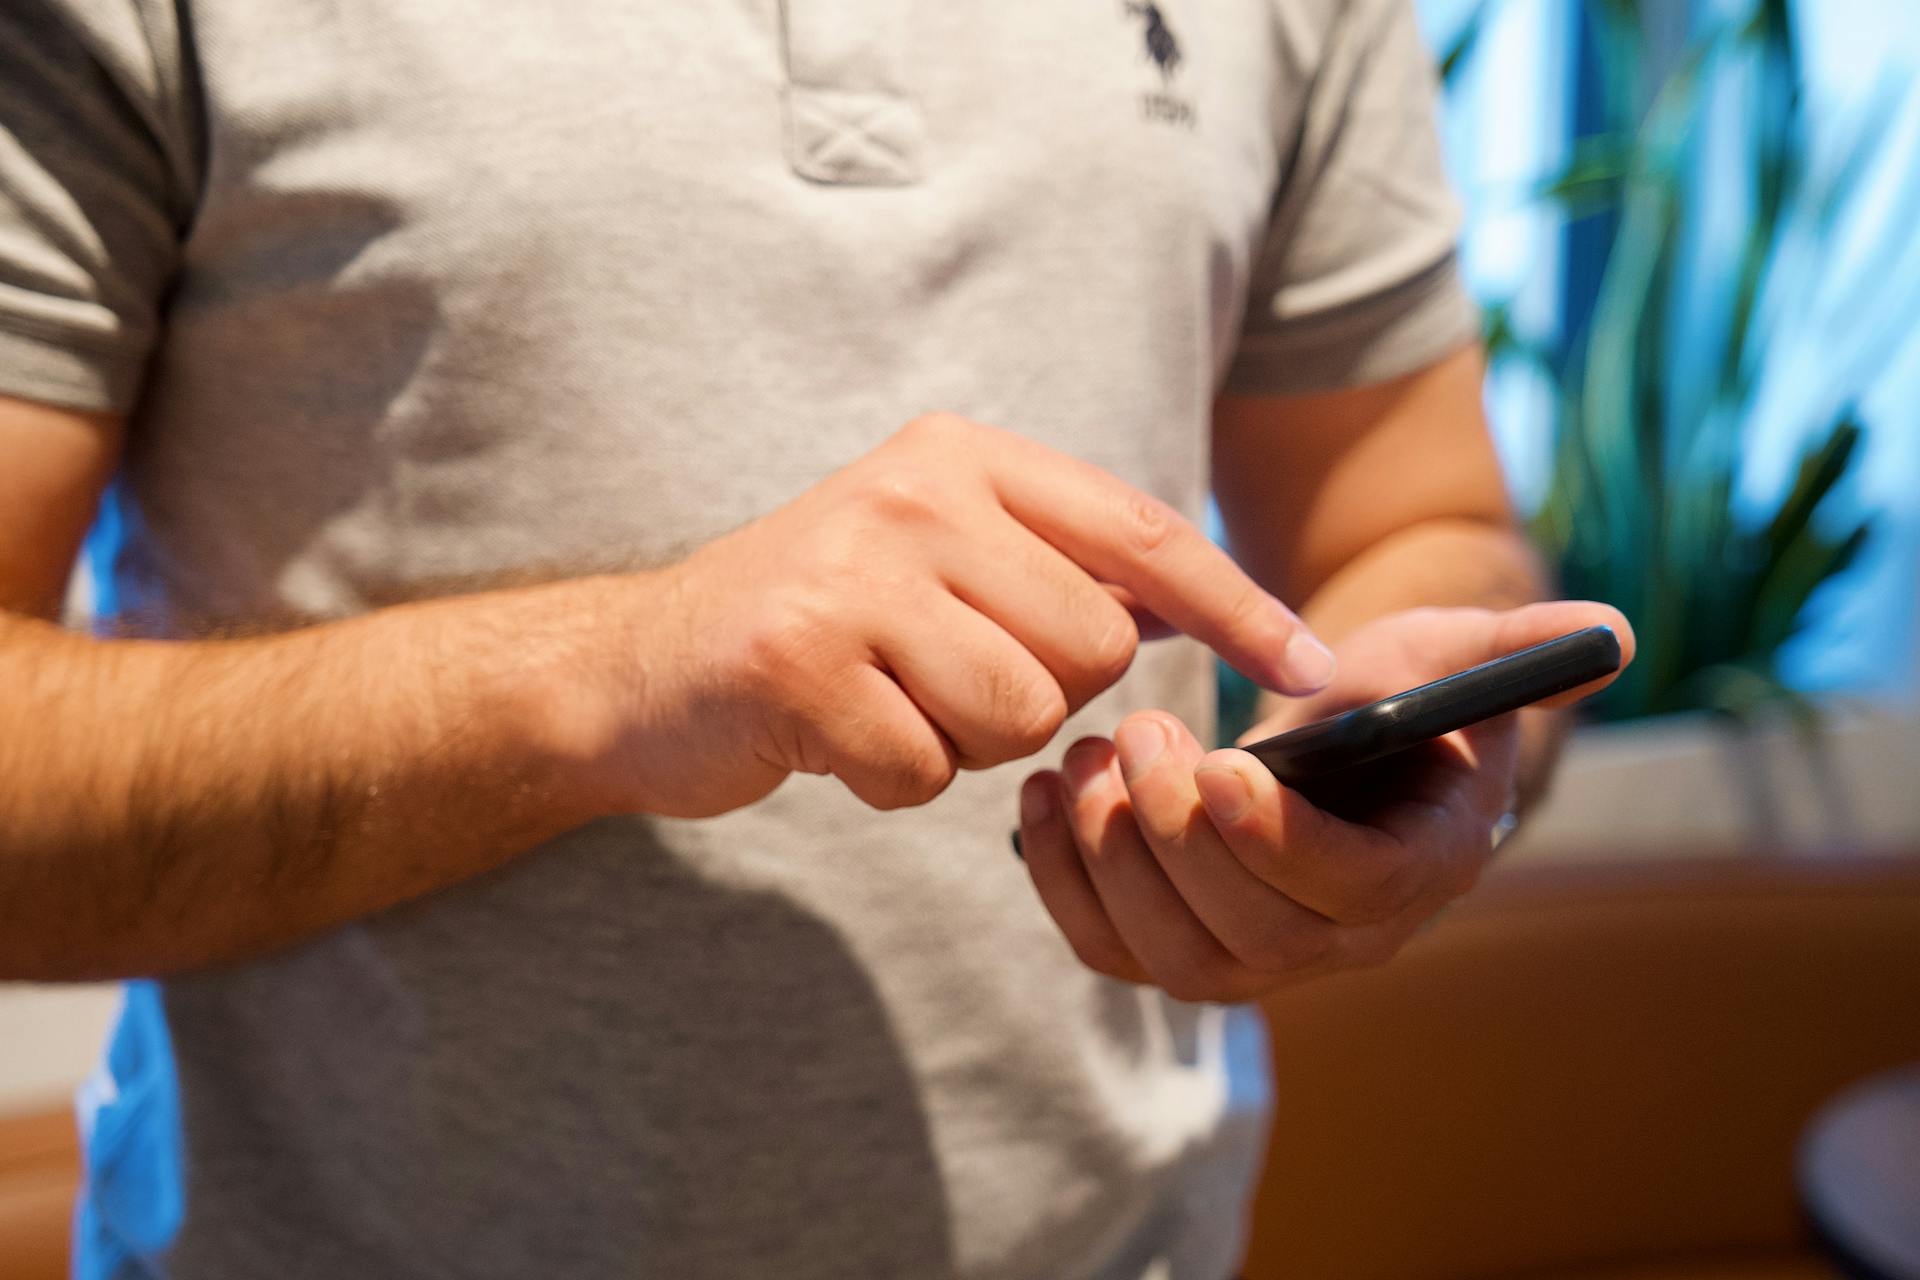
[778,0,927,186]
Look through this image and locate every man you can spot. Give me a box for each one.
[0,0,1628,1276]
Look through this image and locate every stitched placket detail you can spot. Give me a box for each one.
[779,0,926,186]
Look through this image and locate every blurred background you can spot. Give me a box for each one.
[1219,0,1920,861]
[1432,0,1920,859]
[4,0,1919,1276]
[1238,2,1920,1276]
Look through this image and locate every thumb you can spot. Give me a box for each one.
[1480,601,1636,709]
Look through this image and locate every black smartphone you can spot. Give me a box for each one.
[1008,625,1621,858]
[1242,625,1622,791]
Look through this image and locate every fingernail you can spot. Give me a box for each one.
[1063,742,1111,795]
[1113,718,1168,781]
[1278,629,1336,694]
[1020,775,1055,827]
[1195,765,1253,822]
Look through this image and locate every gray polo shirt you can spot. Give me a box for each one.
[1,1,1475,1276]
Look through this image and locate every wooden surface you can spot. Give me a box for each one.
[0,1106,79,1280]
[1242,854,1920,1280]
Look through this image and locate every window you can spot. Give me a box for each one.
[1423,0,1920,705]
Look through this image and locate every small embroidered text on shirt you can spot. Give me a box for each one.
[1125,1,1198,129]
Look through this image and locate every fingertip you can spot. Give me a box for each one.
[1016,771,1070,865]
[1594,604,1636,668]
[1522,601,1638,710]
[1020,770,1060,829]
[1505,599,1636,665]
[1062,736,1116,791]
[1277,627,1337,694]
[1194,762,1254,824]
[1195,747,1277,817]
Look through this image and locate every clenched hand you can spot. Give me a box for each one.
[566,414,1335,818]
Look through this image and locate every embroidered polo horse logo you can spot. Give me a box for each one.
[1126,2,1182,82]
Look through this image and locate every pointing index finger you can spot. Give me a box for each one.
[982,430,1334,694]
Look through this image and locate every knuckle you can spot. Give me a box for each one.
[1117,492,1180,559]
[899,412,973,451]
[1082,606,1140,689]
[858,469,944,528]
[963,663,1067,766]
[737,606,827,701]
[1226,579,1277,640]
[1005,686,1069,758]
[889,748,956,808]
[865,787,918,813]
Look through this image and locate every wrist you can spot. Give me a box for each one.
[473,573,661,826]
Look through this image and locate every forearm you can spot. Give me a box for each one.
[0,579,622,981]
[1289,516,1547,645]
[1257,516,1568,812]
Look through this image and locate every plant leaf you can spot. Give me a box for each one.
[1535,135,1635,218]
[1438,0,1497,86]
[1749,521,1872,657]
[1762,416,1864,573]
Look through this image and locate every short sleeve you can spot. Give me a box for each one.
[0,0,198,413]
[1224,0,1480,397]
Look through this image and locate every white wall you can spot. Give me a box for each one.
[0,983,118,1115]
[1507,705,1920,860]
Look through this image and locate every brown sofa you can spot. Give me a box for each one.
[0,1106,77,1280]
[4,855,1916,1278]
[1243,854,1920,1279]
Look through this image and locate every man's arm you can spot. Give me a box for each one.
[0,399,1329,982]
[0,398,649,980]
[1212,343,1568,812]
[0,400,122,619]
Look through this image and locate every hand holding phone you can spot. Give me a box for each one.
[1013,601,1633,1005]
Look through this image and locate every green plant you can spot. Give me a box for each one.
[1216,0,1900,746]
[1456,0,1893,724]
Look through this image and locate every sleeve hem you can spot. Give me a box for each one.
[0,316,148,413]
[1222,256,1482,398]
